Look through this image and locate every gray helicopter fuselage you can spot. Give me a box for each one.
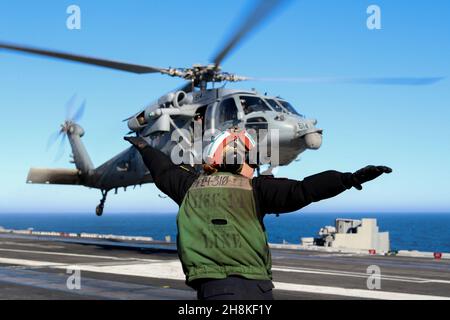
[63,123,153,192]
[87,147,153,191]
[27,88,323,196]
[127,88,323,167]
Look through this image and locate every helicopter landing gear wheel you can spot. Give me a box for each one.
[96,204,104,216]
[96,190,108,216]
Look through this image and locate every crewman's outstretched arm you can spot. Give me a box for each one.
[253,171,353,215]
[125,137,199,206]
[253,166,391,215]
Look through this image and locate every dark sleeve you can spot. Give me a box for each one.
[252,171,354,215]
[138,146,199,206]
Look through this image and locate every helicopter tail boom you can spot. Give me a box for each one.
[66,123,94,174]
[26,168,81,185]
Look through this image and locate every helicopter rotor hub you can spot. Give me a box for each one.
[164,64,246,85]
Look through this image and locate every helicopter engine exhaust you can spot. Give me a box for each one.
[127,90,193,132]
[157,91,189,108]
[304,132,323,150]
[173,91,186,108]
[173,91,190,108]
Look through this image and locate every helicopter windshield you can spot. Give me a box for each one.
[240,96,271,114]
[265,99,284,113]
[277,100,303,117]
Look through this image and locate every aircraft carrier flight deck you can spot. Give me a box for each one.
[0,232,449,300]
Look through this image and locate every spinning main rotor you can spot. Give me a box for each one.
[0,0,442,91]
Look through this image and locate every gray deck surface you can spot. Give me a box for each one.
[0,234,449,300]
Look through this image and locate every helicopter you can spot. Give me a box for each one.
[0,0,442,216]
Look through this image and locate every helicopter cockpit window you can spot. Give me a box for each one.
[218,98,239,124]
[240,96,271,114]
[265,99,284,113]
[277,100,303,117]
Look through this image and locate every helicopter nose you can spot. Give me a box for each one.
[304,131,322,150]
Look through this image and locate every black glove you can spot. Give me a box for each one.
[351,165,392,190]
[124,136,149,151]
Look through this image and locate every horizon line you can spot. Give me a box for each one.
[1,211,450,215]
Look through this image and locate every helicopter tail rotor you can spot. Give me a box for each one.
[46,95,86,161]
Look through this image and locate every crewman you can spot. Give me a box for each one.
[125,128,391,300]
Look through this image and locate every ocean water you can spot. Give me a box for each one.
[0,212,449,253]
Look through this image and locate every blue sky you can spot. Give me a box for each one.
[0,0,449,214]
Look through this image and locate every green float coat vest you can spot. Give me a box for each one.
[177,173,272,283]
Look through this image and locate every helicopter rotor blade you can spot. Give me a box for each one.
[0,42,169,74]
[211,0,292,68]
[47,95,83,158]
[65,94,78,121]
[46,130,63,152]
[72,100,86,123]
[54,133,67,162]
[247,76,445,86]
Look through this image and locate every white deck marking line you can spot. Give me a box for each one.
[272,266,450,284]
[0,248,158,262]
[0,257,186,280]
[1,250,449,285]
[73,261,186,281]
[0,257,65,268]
[273,282,450,300]
[1,257,450,300]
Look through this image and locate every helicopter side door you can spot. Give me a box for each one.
[204,96,242,133]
